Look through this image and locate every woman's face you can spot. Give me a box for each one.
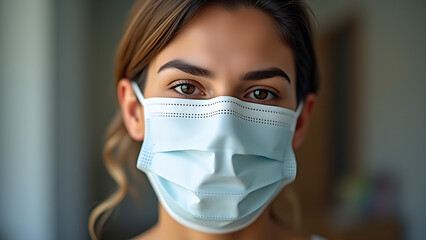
[143,5,297,110]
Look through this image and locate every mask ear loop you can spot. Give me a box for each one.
[295,101,304,118]
[131,81,145,104]
[292,101,304,131]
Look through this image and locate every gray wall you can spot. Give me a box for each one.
[0,0,54,239]
[54,0,91,239]
[0,0,136,239]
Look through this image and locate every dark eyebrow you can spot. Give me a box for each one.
[241,67,290,83]
[158,59,290,83]
[157,59,213,78]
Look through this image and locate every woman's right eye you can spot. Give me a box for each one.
[169,81,204,96]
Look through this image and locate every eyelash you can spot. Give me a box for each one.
[169,80,204,97]
[169,80,280,102]
[244,87,279,102]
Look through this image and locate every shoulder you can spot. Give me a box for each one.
[275,227,326,240]
[131,226,158,240]
[277,229,311,240]
[272,222,311,240]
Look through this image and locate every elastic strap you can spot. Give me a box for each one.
[291,102,304,131]
[131,81,145,104]
[295,101,304,118]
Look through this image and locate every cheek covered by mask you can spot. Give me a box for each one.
[131,81,303,234]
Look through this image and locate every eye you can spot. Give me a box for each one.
[247,89,275,101]
[177,84,196,94]
[169,80,204,96]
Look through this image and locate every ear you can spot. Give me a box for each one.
[292,93,316,150]
[117,79,145,141]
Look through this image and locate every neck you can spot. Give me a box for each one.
[150,203,279,240]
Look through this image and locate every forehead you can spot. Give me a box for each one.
[151,4,295,76]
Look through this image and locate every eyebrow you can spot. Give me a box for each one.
[241,67,290,83]
[158,59,212,78]
[157,59,290,83]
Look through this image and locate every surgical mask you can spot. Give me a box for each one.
[131,82,303,234]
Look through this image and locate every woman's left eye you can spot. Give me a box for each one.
[170,82,203,96]
[247,89,275,101]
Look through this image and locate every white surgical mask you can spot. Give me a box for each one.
[131,82,303,234]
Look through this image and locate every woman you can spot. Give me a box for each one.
[89,0,319,239]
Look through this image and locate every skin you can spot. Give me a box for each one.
[118,4,316,240]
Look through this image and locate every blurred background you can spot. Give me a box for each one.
[0,0,425,239]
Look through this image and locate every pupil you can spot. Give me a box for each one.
[254,89,268,99]
[181,84,195,94]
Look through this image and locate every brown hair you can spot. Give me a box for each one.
[89,0,317,239]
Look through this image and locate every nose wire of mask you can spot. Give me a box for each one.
[130,81,301,234]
